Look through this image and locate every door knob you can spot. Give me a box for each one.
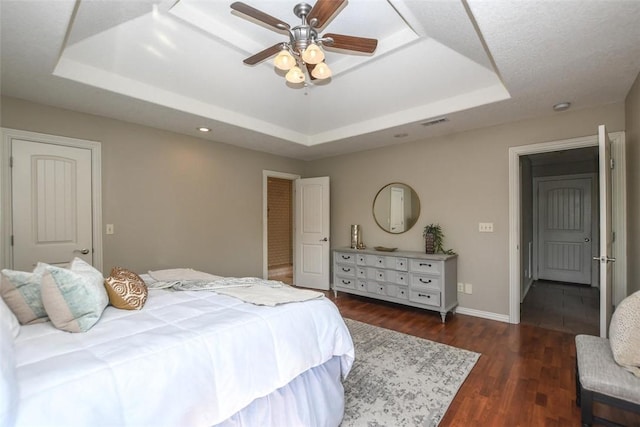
[320,237,328,242]
[74,249,90,255]
[584,237,591,242]
[593,256,616,263]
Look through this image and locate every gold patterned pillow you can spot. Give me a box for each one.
[104,268,148,310]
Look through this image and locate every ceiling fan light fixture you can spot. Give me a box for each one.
[311,61,332,79]
[274,49,295,70]
[285,65,305,83]
[301,42,324,65]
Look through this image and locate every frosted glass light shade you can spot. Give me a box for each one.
[301,43,324,65]
[285,66,305,83]
[311,62,332,79]
[274,50,295,71]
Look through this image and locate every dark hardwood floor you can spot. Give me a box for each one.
[325,291,640,427]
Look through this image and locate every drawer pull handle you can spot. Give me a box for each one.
[341,255,350,260]
[342,267,351,272]
[418,293,431,298]
[419,263,432,267]
[341,280,350,285]
[419,278,432,284]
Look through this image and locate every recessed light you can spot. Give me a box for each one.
[197,127,211,132]
[553,102,571,112]
[394,133,409,138]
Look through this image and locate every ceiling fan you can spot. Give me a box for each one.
[230,0,378,84]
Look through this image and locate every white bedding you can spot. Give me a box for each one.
[13,288,354,427]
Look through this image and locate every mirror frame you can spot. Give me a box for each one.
[372,182,421,234]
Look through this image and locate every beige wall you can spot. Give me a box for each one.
[625,72,640,294]
[1,95,628,316]
[1,96,304,276]
[306,103,625,316]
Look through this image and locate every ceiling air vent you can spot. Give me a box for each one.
[421,117,449,127]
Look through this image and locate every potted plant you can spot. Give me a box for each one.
[423,223,455,255]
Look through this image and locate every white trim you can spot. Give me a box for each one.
[1,128,103,272]
[508,131,626,324]
[262,170,300,279]
[456,307,510,323]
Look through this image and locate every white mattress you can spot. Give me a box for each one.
[13,289,354,427]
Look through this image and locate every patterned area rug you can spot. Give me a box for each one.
[341,319,480,427]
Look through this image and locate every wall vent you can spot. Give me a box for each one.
[421,117,449,127]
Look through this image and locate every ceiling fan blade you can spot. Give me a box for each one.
[243,44,283,65]
[230,2,290,32]
[323,33,378,53]
[307,0,346,28]
[305,63,317,80]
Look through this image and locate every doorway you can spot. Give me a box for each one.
[267,177,293,284]
[262,170,300,283]
[520,150,599,335]
[508,131,626,328]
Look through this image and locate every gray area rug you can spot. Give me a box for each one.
[341,319,480,427]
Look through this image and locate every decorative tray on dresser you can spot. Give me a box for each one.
[332,247,458,323]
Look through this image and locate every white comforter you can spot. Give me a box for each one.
[13,289,354,427]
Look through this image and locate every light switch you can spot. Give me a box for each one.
[106,224,114,235]
[479,222,494,232]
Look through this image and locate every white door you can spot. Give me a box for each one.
[294,177,330,290]
[537,177,592,284]
[598,125,614,338]
[12,139,94,270]
[389,186,405,233]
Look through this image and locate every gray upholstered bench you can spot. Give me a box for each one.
[575,334,640,426]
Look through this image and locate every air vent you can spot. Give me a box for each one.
[421,117,449,127]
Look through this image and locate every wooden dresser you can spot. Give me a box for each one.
[332,248,458,322]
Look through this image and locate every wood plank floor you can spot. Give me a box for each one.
[325,291,640,427]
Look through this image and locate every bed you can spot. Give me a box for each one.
[1,269,355,427]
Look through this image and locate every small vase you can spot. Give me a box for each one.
[425,233,435,254]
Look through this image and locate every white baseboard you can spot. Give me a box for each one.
[456,307,510,323]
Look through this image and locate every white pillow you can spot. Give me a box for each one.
[41,258,109,333]
[0,297,19,339]
[609,290,640,376]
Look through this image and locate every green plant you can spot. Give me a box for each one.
[423,223,456,255]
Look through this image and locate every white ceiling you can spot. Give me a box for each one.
[1,0,639,160]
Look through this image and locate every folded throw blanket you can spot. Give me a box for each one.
[147,276,324,306]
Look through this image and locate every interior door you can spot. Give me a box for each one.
[598,125,614,338]
[389,186,405,233]
[294,177,330,290]
[537,177,592,284]
[12,139,93,270]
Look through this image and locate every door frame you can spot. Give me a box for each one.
[532,173,598,287]
[0,128,103,272]
[262,170,300,280]
[508,131,626,324]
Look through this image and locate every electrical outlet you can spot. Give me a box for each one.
[106,224,114,235]
[457,282,464,292]
[464,283,473,294]
[479,222,494,232]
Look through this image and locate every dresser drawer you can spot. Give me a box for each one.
[386,284,408,300]
[409,289,440,307]
[335,277,356,289]
[409,259,441,275]
[357,267,367,279]
[386,271,408,286]
[367,268,387,281]
[366,281,386,296]
[410,274,441,290]
[335,253,356,264]
[356,280,367,291]
[356,254,367,265]
[335,263,356,277]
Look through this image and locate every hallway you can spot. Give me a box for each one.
[520,280,599,336]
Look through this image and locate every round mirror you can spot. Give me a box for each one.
[372,183,421,234]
